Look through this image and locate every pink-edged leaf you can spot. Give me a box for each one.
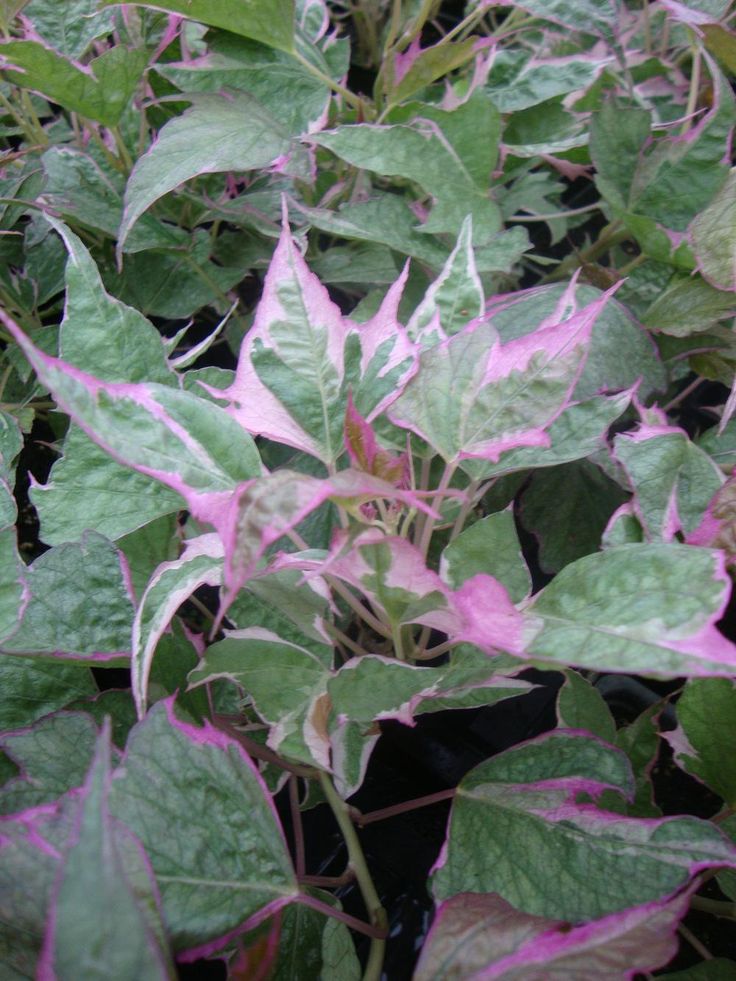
[220,469,439,612]
[432,729,736,921]
[522,544,736,678]
[225,213,416,464]
[686,471,736,560]
[108,698,299,957]
[0,308,261,536]
[343,393,407,486]
[389,288,613,463]
[38,720,174,981]
[690,166,736,292]
[614,423,724,542]
[132,534,224,719]
[415,890,690,980]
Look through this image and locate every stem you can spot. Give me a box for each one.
[0,88,40,144]
[292,48,367,114]
[678,923,713,960]
[417,461,456,559]
[449,479,480,543]
[540,221,626,284]
[327,577,393,640]
[508,203,601,222]
[414,637,455,660]
[318,772,387,981]
[294,892,386,940]
[392,621,406,661]
[110,125,134,172]
[690,896,736,920]
[662,376,703,413]
[298,870,355,888]
[356,788,455,826]
[214,718,317,777]
[324,621,370,657]
[680,41,702,136]
[288,776,306,877]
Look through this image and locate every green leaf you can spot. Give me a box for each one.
[1,532,134,665]
[643,273,736,335]
[698,419,736,469]
[461,391,632,481]
[0,40,147,126]
[118,513,179,600]
[672,678,736,806]
[660,962,736,981]
[614,427,723,541]
[590,101,651,210]
[156,31,330,137]
[294,194,449,269]
[188,629,331,768]
[0,712,98,815]
[384,37,480,107]
[520,460,629,572]
[0,656,95,731]
[32,425,181,546]
[45,721,175,980]
[432,729,736,920]
[109,699,298,951]
[524,544,736,677]
[487,51,606,113]
[441,508,531,603]
[614,703,662,818]
[557,669,616,743]
[21,0,115,58]
[407,216,484,340]
[312,117,501,242]
[100,0,296,53]
[501,0,619,34]
[41,146,187,253]
[691,167,736,292]
[132,534,224,717]
[118,92,291,255]
[49,217,175,385]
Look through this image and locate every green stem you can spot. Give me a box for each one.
[0,88,40,144]
[417,461,456,559]
[292,48,368,115]
[318,771,387,981]
[540,221,626,284]
[690,896,736,920]
[327,577,393,640]
[509,202,601,223]
[17,88,47,145]
[110,125,134,172]
[680,39,702,136]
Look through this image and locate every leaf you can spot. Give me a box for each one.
[100,0,296,53]
[21,0,115,58]
[312,119,501,241]
[632,65,735,232]
[669,678,736,806]
[132,534,224,718]
[390,286,609,463]
[0,307,262,532]
[40,721,175,980]
[1,532,134,665]
[293,193,450,269]
[441,508,531,604]
[643,274,736,335]
[0,39,147,126]
[461,390,633,480]
[519,460,629,572]
[117,92,291,256]
[613,425,724,541]
[415,890,689,980]
[188,628,331,768]
[485,282,666,400]
[49,216,175,386]
[407,216,483,341]
[690,167,736,291]
[40,147,186,254]
[488,51,608,113]
[557,669,616,743]
[0,711,98,815]
[385,36,482,107]
[0,802,74,978]
[492,0,619,34]
[523,543,736,677]
[156,31,331,137]
[590,101,652,210]
[226,216,416,464]
[109,698,298,954]
[32,425,181,546]
[431,729,736,920]
[0,655,95,731]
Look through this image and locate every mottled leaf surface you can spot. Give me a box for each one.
[432,730,736,920]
